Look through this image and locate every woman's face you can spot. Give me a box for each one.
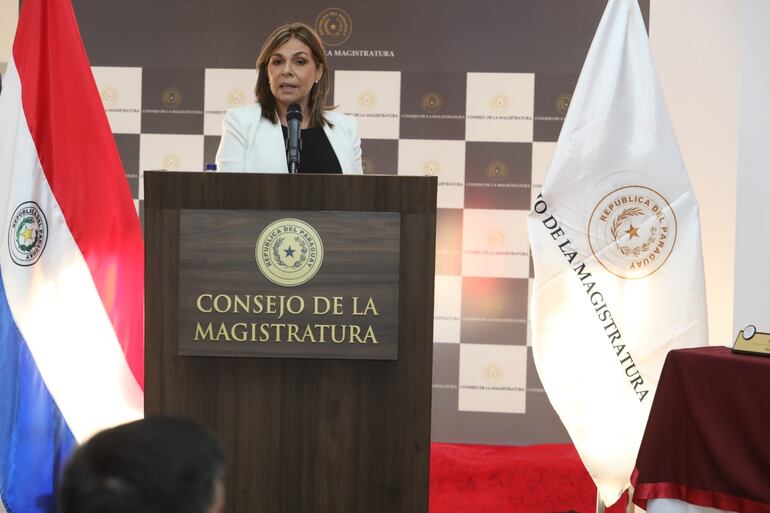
[267,37,322,116]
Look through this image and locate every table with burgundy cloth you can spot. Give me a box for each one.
[632,346,770,513]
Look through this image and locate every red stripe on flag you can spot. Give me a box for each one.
[13,0,144,388]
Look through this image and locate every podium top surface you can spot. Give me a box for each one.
[143,171,437,212]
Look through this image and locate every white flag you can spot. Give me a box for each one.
[527,0,708,505]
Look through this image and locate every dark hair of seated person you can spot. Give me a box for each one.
[58,416,225,513]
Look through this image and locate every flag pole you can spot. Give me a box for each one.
[596,487,636,513]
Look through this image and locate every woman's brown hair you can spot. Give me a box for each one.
[255,22,333,128]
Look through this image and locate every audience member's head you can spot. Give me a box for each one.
[58,416,225,513]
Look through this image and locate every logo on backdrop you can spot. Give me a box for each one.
[422,159,440,177]
[487,229,505,249]
[588,185,677,279]
[490,93,509,113]
[316,7,396,58]
[421,92,443,114]
[255,218,324,287]
[227,89,247,107]
[163,154,181,171]
[315,7,352,46]
[483,297,502,317]
[8,202,48,267]
[555,93,571,115]
[357,90,377,111]
[362,157,375,174]
[161,87,183,109]
[484,365,502,384]
[485,161,508,180]
[100,86,119,107]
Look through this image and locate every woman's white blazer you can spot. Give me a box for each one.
[215,103,363,174]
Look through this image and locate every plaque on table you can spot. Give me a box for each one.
[732,325,770,357]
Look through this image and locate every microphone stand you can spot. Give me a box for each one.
[286,103,302,174]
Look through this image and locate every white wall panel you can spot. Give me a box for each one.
[650,0,742,346]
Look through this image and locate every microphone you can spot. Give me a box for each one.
[286,103,302,174]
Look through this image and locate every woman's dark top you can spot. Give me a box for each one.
[281,125,342,174]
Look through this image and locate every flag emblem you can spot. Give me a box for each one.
[588,185,677,279]
[8,201,49,266]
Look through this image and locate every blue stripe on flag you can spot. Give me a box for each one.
[0,272,77,513]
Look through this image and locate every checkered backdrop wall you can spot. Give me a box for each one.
[80,0,650,445]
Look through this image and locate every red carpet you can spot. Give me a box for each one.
[430,443,629,513]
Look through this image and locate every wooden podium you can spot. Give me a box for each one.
[144,171,436,513]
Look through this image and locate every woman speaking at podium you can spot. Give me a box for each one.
[215,23,363,175]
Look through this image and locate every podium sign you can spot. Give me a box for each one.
[178,209,400,359]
